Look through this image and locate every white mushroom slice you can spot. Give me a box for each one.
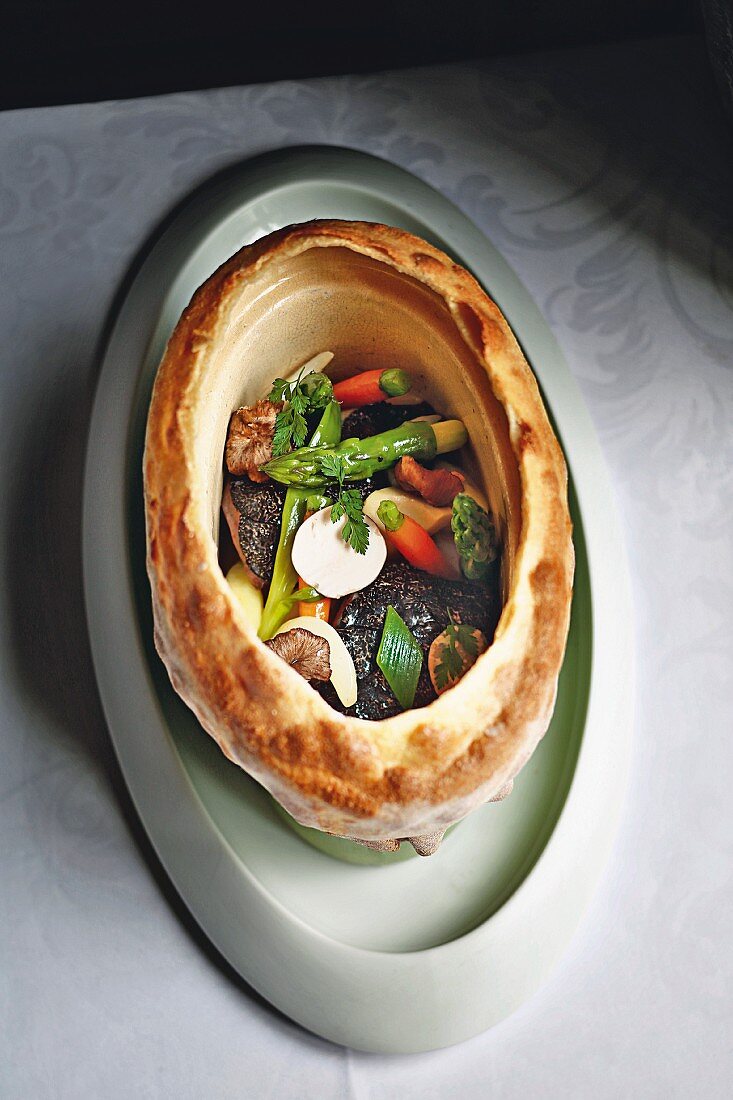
[364,487,452,534]
[274,616,358,707]
[292,507,386,599]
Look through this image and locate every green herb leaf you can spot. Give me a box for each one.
[268,377,291,403]
[377,606,423,710]
[271,415,292,457]
[319,451,345,482]
[453,621,479,659]
[300,372,333,410]
[320,453,370,553]
[305,492,333,513]
[331,490,369,554]
[269,370,333,456]
[434,610,483,691]
[433,639,463,691]
[342,516,370,555]
[271,404,308,455]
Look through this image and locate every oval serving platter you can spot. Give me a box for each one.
[83,145,633,1054]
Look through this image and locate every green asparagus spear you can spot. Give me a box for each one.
[262,419,467,488]
[451,493,499,581]
[259,399,342,640]
[306,397,342,449]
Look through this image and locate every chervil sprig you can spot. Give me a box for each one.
[268,370,333,455]
[319,453,370,555]
[433,610,481,692]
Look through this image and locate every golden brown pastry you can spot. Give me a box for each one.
[144,220,574,852]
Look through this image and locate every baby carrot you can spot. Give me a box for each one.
[332,368,411,407]
[376,500,453,578]
[297,576,331,621]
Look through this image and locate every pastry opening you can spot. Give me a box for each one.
[200,243,521,721]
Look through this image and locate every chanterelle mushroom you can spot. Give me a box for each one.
[225,399,283,482]
[394,456,464,505]
[265,627,331,682]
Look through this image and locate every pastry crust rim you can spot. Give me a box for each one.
[143,219,574,841]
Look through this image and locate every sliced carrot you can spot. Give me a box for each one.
[332,368,411,407]
[376,501,453,578]
[297,576,331,621]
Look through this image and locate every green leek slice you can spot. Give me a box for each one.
[376,605,423,711]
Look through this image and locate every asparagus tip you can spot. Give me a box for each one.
[379,368,412,398]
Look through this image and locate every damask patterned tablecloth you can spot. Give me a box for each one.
[1,34,731,1099]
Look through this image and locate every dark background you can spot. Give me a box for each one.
[0,0,703,111]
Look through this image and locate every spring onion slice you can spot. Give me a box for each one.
[376,605,423,711]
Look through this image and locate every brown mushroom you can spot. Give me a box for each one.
[225,399,283,481]
[265,627,331,682]
[394,456,464,506]
[428,625,487,694]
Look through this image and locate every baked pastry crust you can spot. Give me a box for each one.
[144,220,574,843]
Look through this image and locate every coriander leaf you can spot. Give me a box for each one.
[289,385,308,415]
[340,488,369,553]
[433,662,448,691]
[434,612,483,690]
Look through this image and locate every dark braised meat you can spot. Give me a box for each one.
[317,560,501,721]
[341,401,435,440]
[225,476,287,586]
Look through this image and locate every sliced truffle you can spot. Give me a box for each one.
[317,560,501,721]
[221,473,384,592]
[342,401,435,440]
[265,628,331,682]
[225,399,282,481]
[222,476,287,588]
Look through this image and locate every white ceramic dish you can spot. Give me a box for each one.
[82,145,633,1053]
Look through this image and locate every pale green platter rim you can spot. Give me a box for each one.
[83,146,633,1052]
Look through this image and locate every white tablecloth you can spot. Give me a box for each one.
[1,33,731,1099]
